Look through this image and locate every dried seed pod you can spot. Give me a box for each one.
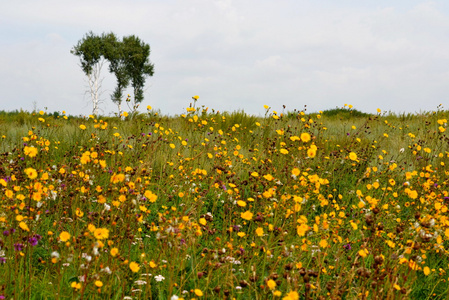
[239,280,249,287]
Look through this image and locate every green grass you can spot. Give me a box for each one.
[0,107,449,299]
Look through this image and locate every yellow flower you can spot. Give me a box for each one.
[94,228,109,240]
[199,218,207,226]
[24,146,38,157]
[300,132,311,143]
[59,231,71,242]
[192,95,199,100]
[110,173,125,183]
[251,172,259,177]
[194,289,203,297]
[307,148,316,158]
[24,168,38,179]
[358,248,369,258]
[291,168,300,177]
[144,190,158,203]
[71,282,81,290]
[255,227,264,237]
[123,111,129,117]
[319,239,328,248]
[349,152,358,161]
[5,189,13,198]
[237,200,246,207]
[95,280,103,287]
[296,224,309,236]
[19,221,30,232]
[147,105,152,110]
[423,266,431,276]
[267,279,277,290]
[129,261,140,273]
[280,149,289,155]
[110,248,119,257]
[283,291,299,300]
[241,210,253,221]
[79,124,86,130]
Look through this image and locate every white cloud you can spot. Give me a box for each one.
[1,0,449,115]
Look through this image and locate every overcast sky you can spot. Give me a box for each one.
[1,0,449,116]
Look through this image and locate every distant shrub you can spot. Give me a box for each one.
[321,107,372,119]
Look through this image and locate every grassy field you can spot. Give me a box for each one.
[0,104,449,299]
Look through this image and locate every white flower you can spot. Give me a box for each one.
[154,275,165,282]
[170,295,179,300]
[51,251,60,259]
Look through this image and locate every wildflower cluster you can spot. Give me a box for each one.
[0,104,448,299]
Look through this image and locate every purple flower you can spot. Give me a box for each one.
[14,243,24,251]
[0,295,5,299]
[0,257,6,264]
[28,237,39,246]
[343,243,352,251]
[2,230,9,237]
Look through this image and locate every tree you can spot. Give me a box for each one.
[102,32,130,116]
[72,32,155,116]
[122,35,155,114]
[71,31,106,116]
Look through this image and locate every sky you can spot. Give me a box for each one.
[1,0,449,116]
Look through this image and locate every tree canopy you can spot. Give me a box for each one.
[71,32,154,115]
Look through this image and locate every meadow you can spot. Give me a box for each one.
[0,103,449,299]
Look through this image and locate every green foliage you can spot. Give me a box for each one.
[321,107,372,119]
[123,35,155,105]
[71,31,104,76]
[72,32,155,114]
